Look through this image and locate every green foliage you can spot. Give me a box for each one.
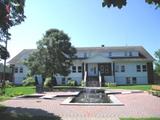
[0,44,9,60]
[109,85,152,91]
[0,86,35,101]
[5,80,13,88]
[25,29,77,78]
[67,80,77,86]
[44,77,53,89]
[5,86,35,96]
[0,0,26,39]
[0,0,26,61]
[155,49,160,76]
[102,0,127,9]
[22,77,35,86]
[151,90,160,97]
[146,0,160,8]
[81,80,85,87]
[105,82,117,87]
[102,0,160,9]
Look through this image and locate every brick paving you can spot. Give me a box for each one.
[1,92,160,120]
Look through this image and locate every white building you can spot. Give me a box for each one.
[8,46,154,86]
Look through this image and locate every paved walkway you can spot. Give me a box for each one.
[1,92,160,120]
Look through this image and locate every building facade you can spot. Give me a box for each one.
[8,46,154,86]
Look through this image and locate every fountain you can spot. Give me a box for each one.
[71,88,111,103]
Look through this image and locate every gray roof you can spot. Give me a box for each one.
[8,46,154,65]
[8,49,36,65]
[0,64,12,73]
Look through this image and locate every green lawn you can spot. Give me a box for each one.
[0,86,35,101]
[120,118,160,120]
[108,85,152,91]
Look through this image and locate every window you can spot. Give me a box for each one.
[100,65,104,74]
[136,65,141,72]
[121,65,125,72]
[78,66,82,73]
[109,52,112,57]
[61,77,65,84]
[115,65,119,72]
[20,67,23,73]
[72,66,76,73]
[124,52,127,56]
[14,67,18,73]
[129,51,132,56]
[126,77,131,84]
[142,65,147,72]
[132,77,137,84]
[105,66,109,73]
[84,53,87,58]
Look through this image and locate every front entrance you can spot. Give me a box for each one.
[88,63,98,76]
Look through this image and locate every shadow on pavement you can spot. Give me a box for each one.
[0,106,62,120]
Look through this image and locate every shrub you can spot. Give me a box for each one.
[44,77,53,89]
[151,90,160,97]
[81,80,85,87]
[52,76,57,86]
[67,80,77,86]
[22,77,35,86]
[105,82,117,87]
[5,80,13,88]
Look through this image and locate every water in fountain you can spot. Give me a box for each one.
[72,88,111,103]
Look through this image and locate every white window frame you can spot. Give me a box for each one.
[136,65,141,72]
[142,65,147,72]
[72,66,76,73]
[15,67,18,73]
[78,66,82,73]
[121,65,125,72]
[20,67,23,73]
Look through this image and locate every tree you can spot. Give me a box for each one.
[25,29,77,78]
[0,0,25,94]
[155,49,160,76]
[0,0,25,40]
[102,0,160,9]
[0,44,9,60]
[0,0,25,59]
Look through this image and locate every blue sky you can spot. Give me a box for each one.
[8,0,160,60]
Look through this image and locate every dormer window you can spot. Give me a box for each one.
[129,52,132,56]
[84,53,87,58]
[109,52,112,57]
[124,52,127,56]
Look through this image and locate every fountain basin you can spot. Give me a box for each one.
[61,88,124,106]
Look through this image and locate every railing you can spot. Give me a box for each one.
[84,71,87,86]
[99,71,102,87]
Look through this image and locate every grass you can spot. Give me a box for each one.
[120,118,160,120]
[0,86,35,101]
[108,85,152,91]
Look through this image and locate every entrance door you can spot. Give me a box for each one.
[88,63,98,76]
